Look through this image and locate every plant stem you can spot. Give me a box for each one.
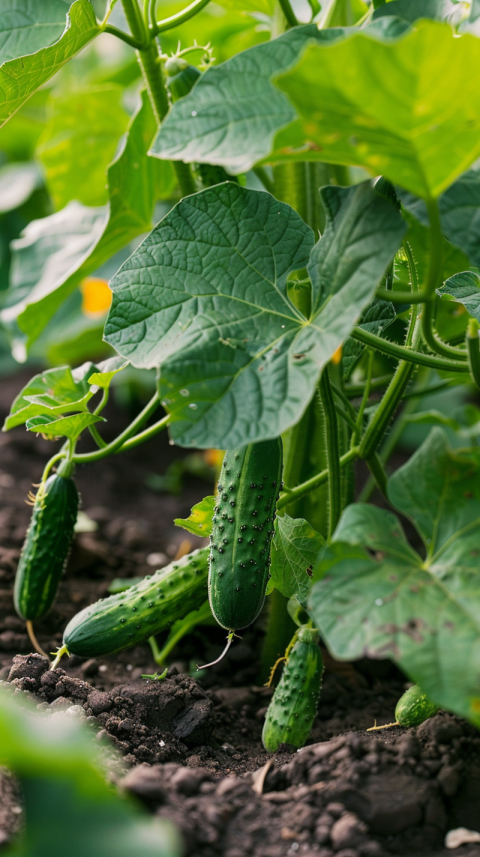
[121,0,197,198]
[350,327,468,373]
[152,0,213,35]
[334,402,358,433]
[467,319,480,390]
[375,287,432,304]
[352,348,373,443]
[420,198,467,361]
[116,414,170,451]
[73,392,161,464]
[330,382,358,422]
[318,368,341,538]
[88,424,108,449]
[344,374,393,397]
[103,25,144,48]
[278,447,359,510]
[278,0,299,27]
[366,452,388,498]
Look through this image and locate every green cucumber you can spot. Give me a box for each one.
[14,472,79,621]
[262,626,323,752]
[165,57,201,102]
[208,439,282,631]
[63,547,209,658]
[395,684,439,727]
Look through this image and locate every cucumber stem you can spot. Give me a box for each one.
[366,720,399,731]
[26,621,50,660]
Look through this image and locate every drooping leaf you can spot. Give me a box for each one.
[26,411,105,440]
[0,0,100,127]
[0,0,69,66]
[105,181,405,448]
[270,514,324,607]
[0,162,41,213]
[274,21,480,199]
[0,687,181,857]
[150,25,348,174]
[174,496,215,537]
[342,300,396,380]
[310,428,480,726]
[36,86,130,209]
[1,91,174,350]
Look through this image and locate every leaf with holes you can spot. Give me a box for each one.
[310,428,480,727]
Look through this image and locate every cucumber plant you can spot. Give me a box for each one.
[3,0,480,748]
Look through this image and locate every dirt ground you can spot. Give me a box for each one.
[1,369,480,857]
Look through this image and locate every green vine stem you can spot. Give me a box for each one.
[121,0,197,198]
[365,452,388,498]
[318,367,341,538]
[72,392,162,464]
[152,0,213,35]
[352,347,374,444]
[350,327,469,373]
[467,318,480,390]
[344,374,393,397]
[278,447,359,511]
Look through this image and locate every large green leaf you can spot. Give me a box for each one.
[274,21,480,199]
[0,1,68,66]
[0,687,180,857]
[1,91,174,350]
[0,0,100,127]
[150,25,347,174]
[36,86,130,209]
[270,514,324,607]
[105,181,405,448]
[26,411,105,440]
[310,428,480,726]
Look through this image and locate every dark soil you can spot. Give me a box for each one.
[1,370,480,857]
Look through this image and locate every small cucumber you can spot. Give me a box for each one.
[14,472,79,621]
[208,439,282,631]
[395,684,439,727]
[262,626,323,752]
[63,547,209,657]
[165,57,201,102]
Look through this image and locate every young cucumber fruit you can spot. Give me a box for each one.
[208,439,282,631]
[395,684,439,727]
[63,547,209,657]
[15,471,79,621]
[165,56,201,102]
[262,626,323,752]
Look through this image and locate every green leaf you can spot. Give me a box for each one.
[3,358,117,429]
[372,0,458,22]
[0,0,100,128]
[150,25,348,174]
[105,181,405,448]
[0,161,41,212]
[87,357,129,390]
[274,21,480,199]
[26,411,105,440]
[270,514,324,607]
[310,429,480,726]
[174,496,215,537]
[437,270,480,321]
[36,86,130,209]
[0,0,68,66]
[2,91,174,350]
[0,687,181,857]
[343,299,396,380]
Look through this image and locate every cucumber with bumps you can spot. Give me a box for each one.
[262,626,323,752]
[63,547,209,657]
[208,439,282,631]
[14,471,79,621]
[395,684,439,727]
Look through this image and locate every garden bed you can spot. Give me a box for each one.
[1,371,480,857]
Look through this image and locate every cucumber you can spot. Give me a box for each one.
[208,439,282,631]
[395,684,439,727]
[63,547,209,658]
[14,472,79,621]
[165,57,201,102]
[262,626,323,752]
